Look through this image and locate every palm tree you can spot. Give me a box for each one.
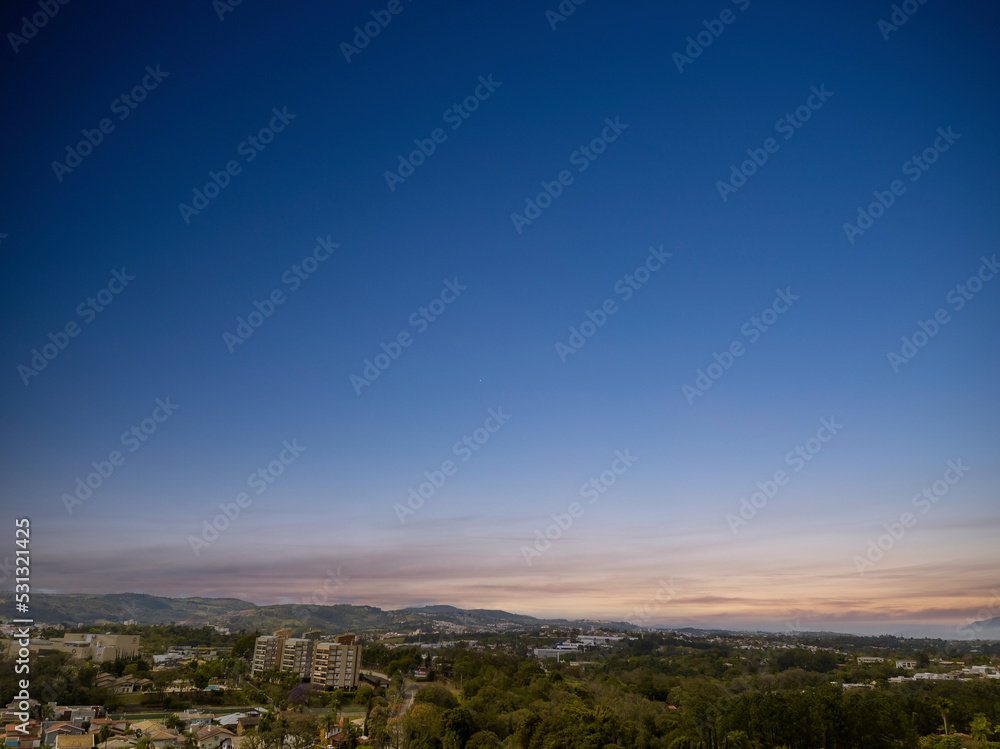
[934,697,954,735]
[96,724,112,749]
[319,710,339,748]
[164,715,185,731]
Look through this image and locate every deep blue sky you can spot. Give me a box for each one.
[1,0,997,635]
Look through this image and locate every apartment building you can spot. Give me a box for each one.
[279,631,321,679]
[250,629,291,674]
[310,634,361,690]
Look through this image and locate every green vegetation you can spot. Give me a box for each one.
[5,620,999,749]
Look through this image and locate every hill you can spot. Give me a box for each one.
[0,593,637,634]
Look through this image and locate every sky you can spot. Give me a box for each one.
[0,0,998,639]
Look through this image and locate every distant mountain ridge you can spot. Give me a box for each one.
[0,593,638,633]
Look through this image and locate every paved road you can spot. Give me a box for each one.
[400,679,418,714]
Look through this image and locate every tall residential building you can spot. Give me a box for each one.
[310,634,361,690]
[251,629,291,674]
[279,631,321,679]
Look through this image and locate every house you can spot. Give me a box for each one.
[43,723,85,745]
[216,712,261,736]
[51,708,102,726]
[88,721,130,732]
[1,700,40,724]
[88,725,127,744]
[111,677,151,695]
[55,736,96,749]
[152,654,183,668]
[178,713,216,730]
[321,718,356,749]
[129,722,167,736]
[896,660,917,669]
[146,730,180,749]
[195,726,234,749]
[101,740,136,749]
[858,657,884,664]
[5,720,43,749]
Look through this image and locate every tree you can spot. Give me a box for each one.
[367,705,390,749]
[163,715,184,731]
[971,714,994,745]
[441,707,476,749]
[320,709,340,746]
[933,697,953,736]
[465,731,501,749]
[284,716,320,749]
[96,724,111,749]
[231,635,258,661]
